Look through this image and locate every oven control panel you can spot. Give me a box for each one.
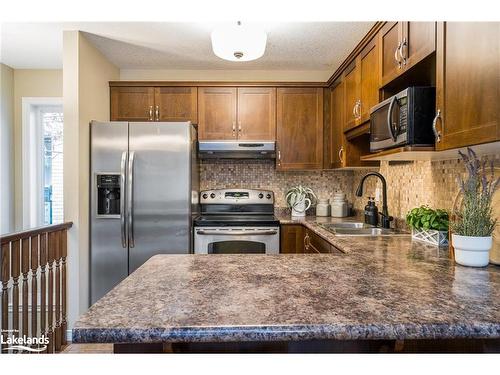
[200,189,274,204]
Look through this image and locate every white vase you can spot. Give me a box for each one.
[291,199,311,217]
[452,234,493,267]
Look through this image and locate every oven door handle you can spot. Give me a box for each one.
[196,230,279,236]
[387,95,398,142]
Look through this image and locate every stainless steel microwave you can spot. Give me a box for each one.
[369,87,436,152]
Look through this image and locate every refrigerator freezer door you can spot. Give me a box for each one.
[128,122,192,272]
[90,121,129,305]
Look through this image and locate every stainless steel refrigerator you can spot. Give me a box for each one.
[89,121,199,304]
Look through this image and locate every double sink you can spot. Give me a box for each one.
[319,222,408,237]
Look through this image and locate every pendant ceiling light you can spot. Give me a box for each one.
[211,21,267,62]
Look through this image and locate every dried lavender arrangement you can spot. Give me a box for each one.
[452,148,499,237]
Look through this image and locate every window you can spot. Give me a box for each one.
[22,98,63,228]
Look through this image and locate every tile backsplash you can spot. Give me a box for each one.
[200,153,500,228]
[200,159,354,208]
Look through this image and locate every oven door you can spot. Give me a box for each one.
[370,89,409,152]
[194,227,280,254]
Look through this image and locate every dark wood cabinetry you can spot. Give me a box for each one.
[198,87,276,141]
[434,22,500,150]
[110,86,197,123]
[237,87,276,140]
[343,38,380,132]
[280,225,305,254]
[379,22,436,87]
[154,87,197,123]
[198,87,237,140]
[110,87,155,121]
[276,88,324,170]
[328,80,345,169]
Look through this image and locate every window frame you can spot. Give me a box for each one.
[21,97,63,228]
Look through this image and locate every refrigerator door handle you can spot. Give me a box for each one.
[128,151,135,248]
[120,151,128,248]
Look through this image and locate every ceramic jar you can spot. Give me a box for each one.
[331,193,348,218]
[316,199,330,217]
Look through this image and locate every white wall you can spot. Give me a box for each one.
[0,63,15,234]
[63,31,119,329]
[13,69,63,229]
[120,69,330,82]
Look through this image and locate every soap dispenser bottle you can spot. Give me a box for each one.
[364,197,379,226]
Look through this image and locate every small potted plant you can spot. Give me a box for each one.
[451,148,499,267]
[406,206,449,246]
[285,185,317,217]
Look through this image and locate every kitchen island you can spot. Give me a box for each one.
[73,230,500,353]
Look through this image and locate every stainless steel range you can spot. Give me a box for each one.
[194,189,280,254]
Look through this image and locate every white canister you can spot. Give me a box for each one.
[316,199,330,217]
[331,193,348,218]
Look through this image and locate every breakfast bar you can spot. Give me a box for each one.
[73,230,500,353]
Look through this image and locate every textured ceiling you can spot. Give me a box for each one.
[1,22,374,71]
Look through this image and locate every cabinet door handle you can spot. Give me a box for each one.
[277,150,281,167]
[432,109,442,142]
[399,37,407,66]
[304,234,310,251]
[232,121,236,137]
[238,121,242,132]
[352,102,357,118]
[148,106,153,121]
[155,105,159,121]
[395,41,402,68]
[356,100,362,119]
[338,146,344,163]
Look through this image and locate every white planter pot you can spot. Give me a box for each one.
[452,234,492,267]
[291,199,311,217]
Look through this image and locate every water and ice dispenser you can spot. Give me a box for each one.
[96,174,121,217]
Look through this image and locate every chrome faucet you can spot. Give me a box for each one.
[355,172,393,229]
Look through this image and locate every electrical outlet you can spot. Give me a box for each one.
[375,187,381,202]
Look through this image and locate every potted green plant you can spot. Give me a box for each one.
[406,206,449,246]
[451,148,499,267]
[285,185,317,217]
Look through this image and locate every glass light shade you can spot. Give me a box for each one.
[211,23,267,62]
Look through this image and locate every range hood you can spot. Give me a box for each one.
[198,141,276,159]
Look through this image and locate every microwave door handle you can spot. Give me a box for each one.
[120,151,128,248]
[387,96,398,142]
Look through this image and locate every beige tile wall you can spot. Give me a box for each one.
[352,154,500,225]
[200,159,355,208]
[200,153,500,227]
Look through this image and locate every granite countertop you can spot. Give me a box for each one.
[73,217,500,343]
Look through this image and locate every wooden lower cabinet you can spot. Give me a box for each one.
[280,225,305,254]
[280,225,341,254]
[305,229,332,254]
[276,88,324,170]
[435,22,500,150]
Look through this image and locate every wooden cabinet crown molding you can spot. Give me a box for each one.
[109,81,327,88]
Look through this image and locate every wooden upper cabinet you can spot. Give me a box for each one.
[343,63,360,131]
[198,87,237,140]
[154,87,197,123]
[359,38,380,123]
[110,87,155,121]
[379,22,403,86]
[329,81,345,169]
[237,87,276,140]
[380,21,436,87]
[276,88,323,171]
[404,22,436,70]
[435,22,500,150]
